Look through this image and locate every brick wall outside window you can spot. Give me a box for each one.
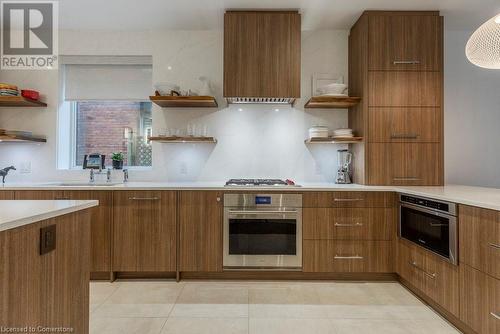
[75,101,152,167]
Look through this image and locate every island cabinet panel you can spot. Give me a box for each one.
[0,190,14,199]
[303,240,393,273]
[14,190,113,274]
[0,210,91,334]
[179,191,223,272]
[368,13,442,71]
[397,240,459,317]
[460,264,500,334]
[459,205,500,280]
[112,191,176,272]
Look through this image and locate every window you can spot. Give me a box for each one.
[73,101,152,167]
[58,56,153,169]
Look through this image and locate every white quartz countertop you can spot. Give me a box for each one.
[0,200,98,232]
[1,182,500,211]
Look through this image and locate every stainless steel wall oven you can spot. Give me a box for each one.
[223,193,302,269]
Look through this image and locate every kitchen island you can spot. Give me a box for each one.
[0,200,98,334]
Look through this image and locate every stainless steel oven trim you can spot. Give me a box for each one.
[398,198,458,265]
[223,193,302,270]
[399,193,457,216]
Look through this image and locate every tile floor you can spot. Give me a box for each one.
[89,280,461,334]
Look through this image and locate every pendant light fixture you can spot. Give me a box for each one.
[465,13,500,69]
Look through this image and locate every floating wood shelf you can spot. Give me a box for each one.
[0,134,47,143]
[0,96,47,107]
[304,96,361,109]
[305,137,363,144]
[149,96,218,108]
[149,136,217,143]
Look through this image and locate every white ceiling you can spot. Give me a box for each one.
[59,0,500,31]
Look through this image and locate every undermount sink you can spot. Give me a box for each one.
[51,182,121,187]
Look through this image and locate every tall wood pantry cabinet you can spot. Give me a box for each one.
[348,11,444,185]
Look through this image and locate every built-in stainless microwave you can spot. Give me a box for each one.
[399,194,458,265]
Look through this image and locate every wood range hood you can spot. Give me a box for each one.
[223,10,301,105]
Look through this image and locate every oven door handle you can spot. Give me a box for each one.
[228,210,298,215]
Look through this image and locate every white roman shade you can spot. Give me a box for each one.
[62,56,152,101]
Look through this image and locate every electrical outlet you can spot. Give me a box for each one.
[180,162,188,175]
[19,161,31,174]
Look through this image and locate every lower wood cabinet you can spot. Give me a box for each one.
[397,240,459,316]
[178,191,222,272]
[459,205,500,280]
[303,207,395,240]
[460,264,500,334]
[303,240,393,273]
[112,191,176,272]
[0,210,91,333]
[303,191,395,208]
[0,190,14,199]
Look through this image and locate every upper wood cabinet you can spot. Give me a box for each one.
[368,13,442,71]
[113,191,176,272]
[368,107,441,143]
[179,191,223,272]
[223,11,301,98]
[348,11,443,186]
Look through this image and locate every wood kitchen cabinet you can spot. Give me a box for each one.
[460,264,500,334]
[367,143,443,185]
[0,210,91,334]
[349,11,443,186]
[15,190,113,275]
[179,191,223,272]
[303,240,393,273]
[459,205,500,279]
[302,191,395,208]
[0,190,14,199]
[113,191,176,272]
[368,13,442,71]
[368,107,441,143]
[397,240,459,317]
[223,11,301,99]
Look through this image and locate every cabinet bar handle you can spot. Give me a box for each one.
[489,243,500,250]
[490,312,500,320]
[54,197,70,200]
[333,198,364,202]
[409,261,436,279]
[334,222,363,227]
[393,177,422,181]
[393,60,420,65]
[334,255,364,260]
[128,197,160,200]
[390,133,420,139]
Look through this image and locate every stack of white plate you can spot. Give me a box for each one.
[333,128,354,138]
[309,126,329,138]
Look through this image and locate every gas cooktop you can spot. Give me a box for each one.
[225,179,299,187]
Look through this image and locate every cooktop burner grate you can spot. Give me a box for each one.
[225,179,289,186]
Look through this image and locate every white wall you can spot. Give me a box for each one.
[0,29,350,183]
[444,30,500,188]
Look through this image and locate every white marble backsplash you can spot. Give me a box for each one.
[0,29,350,183]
